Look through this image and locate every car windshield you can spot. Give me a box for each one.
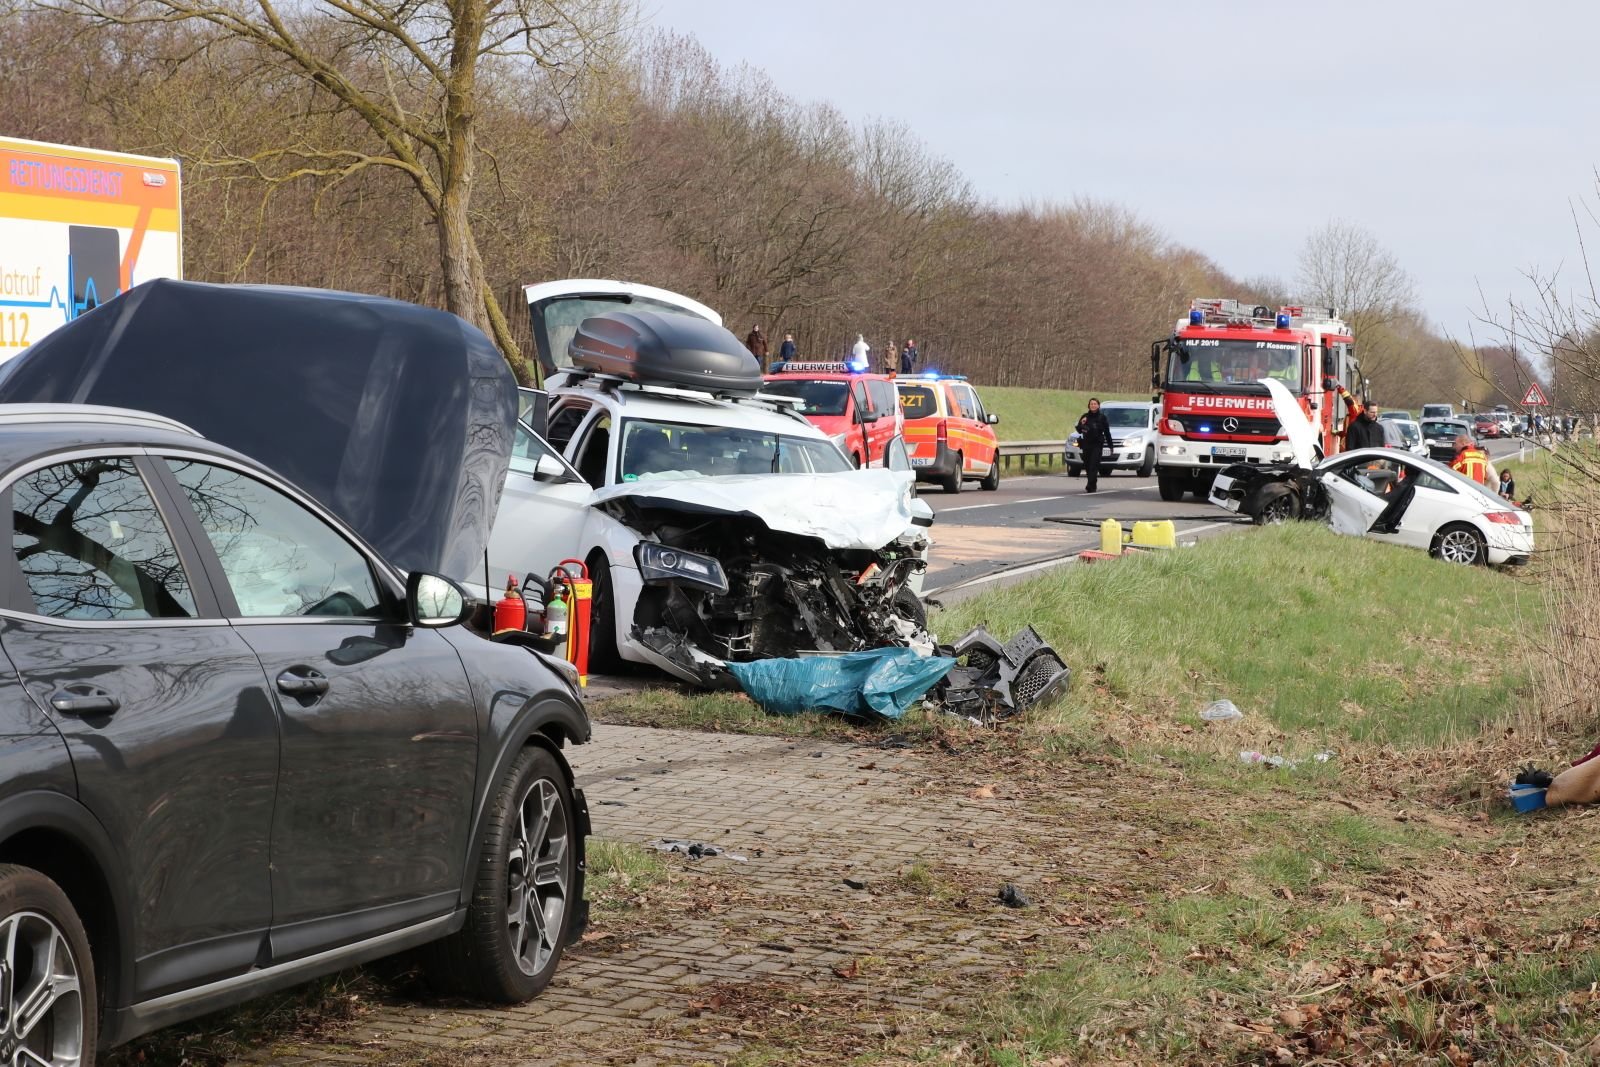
[1103,407,1150,428]
[1396,422,1421,446]
[1166,339,1302,390]
[1422,421,1467,440]
[761,379,849,416]
[618,418,851,479]
[897,385,939,419]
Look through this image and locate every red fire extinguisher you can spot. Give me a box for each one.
[547,559,592,686]
[492,573,526,634]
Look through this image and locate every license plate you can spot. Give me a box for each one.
[1212,446,1246,459]
[910,457,933,467]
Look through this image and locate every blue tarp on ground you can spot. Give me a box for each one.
[726,648,955,720]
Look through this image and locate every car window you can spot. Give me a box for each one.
[166,460,383,618]
[761,379,849,416]
[11,458,197,621]
[546,400,591,452]
[851,381,872,418]
[1409,466,1456,493]
[510,422,576,477]
[617,418,852,479]
[1335,456,1404,498]
[897,384,939,419]
[868,379,897,417]
[952,385,978,421]
[575,416,612,489]
[1103,407,1148,428]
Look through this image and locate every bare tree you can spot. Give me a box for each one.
[61,0,630,382]
[1295,220,1419,380]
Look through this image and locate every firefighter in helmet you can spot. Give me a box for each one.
[1450,434,1491,485]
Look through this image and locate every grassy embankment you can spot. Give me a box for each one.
[599,523,1600,1063]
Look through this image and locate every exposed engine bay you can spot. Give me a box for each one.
[604,498,932,686]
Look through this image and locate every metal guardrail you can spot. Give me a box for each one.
[997,439,1063,469]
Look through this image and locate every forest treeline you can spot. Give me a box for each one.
[2,6,1526,406]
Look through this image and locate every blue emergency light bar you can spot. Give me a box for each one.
[921,370,967,381]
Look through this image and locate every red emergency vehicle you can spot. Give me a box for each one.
[894,373,1001,493]
[1151,299,1364,502]
[762,362,904,467]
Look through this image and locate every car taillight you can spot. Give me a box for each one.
[1485,512,1521,525]
[937,419,948,443]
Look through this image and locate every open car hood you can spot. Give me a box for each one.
[592,469,923,550]
[1263,377,1318,468]
[0,279,517,579]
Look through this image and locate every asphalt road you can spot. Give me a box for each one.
[920,436,1534,598]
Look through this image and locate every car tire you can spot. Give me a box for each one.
[893,585,928,628]
[942,454,963,494]
[1138,448,1155,478]
[1067,464,1082,477]
[980,459,1000,491]
[1253,486,1300,525]
[1157,471,1184,502]
[422,746,577,1002]
[1432,523,1488,566]
[0,865,98,1066]
[851,452,862,469]
[586,553,624,674]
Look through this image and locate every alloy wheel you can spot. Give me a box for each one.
[1261,496,1295,525]
[505,778,570,977]
[1437,528,1482,565]
[0,911,85,1067]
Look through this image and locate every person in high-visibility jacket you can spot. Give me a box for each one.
[1450,434,1491,484]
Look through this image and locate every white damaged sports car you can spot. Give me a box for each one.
[1208,380,1533,566]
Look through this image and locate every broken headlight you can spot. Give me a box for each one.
[635,542,730,593]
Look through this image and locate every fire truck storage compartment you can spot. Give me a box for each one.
[569,310,763,395]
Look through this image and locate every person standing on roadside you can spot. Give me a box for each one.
[851,333,871,369]
[900,338,919,374]
[1076,397,1113,493]
[1450,434,1491,485]
[883,342,900,376]
[778,332,797,362]
[744,324,768,360]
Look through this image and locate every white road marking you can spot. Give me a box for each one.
[939,495,1066,513]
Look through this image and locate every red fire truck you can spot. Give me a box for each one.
[1150,298,1365,502]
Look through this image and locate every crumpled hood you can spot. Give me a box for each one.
[1263,378,1319,468]
[592,469,923,550]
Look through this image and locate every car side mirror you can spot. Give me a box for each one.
[860,410,883,424]
[407,572,470,628]
[534,453,573,483]
[883,435,912,472]
[986,413,1000,425]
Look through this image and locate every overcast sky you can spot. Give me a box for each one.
[649,0,1599,343]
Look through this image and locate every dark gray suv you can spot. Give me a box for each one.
[0,405,590,1066]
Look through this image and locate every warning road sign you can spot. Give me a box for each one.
[1523,383,1549,406]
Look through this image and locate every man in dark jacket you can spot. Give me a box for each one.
[1076,397,1113,492]
[745,324,768,360]
[1328,379,1385,451]
[900,338,919,374]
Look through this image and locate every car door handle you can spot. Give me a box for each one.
[50,685,121,716]
[276,667,329,697]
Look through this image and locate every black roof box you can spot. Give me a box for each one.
[569,310,762,395]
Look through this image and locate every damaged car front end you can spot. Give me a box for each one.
[592,471,935,686]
